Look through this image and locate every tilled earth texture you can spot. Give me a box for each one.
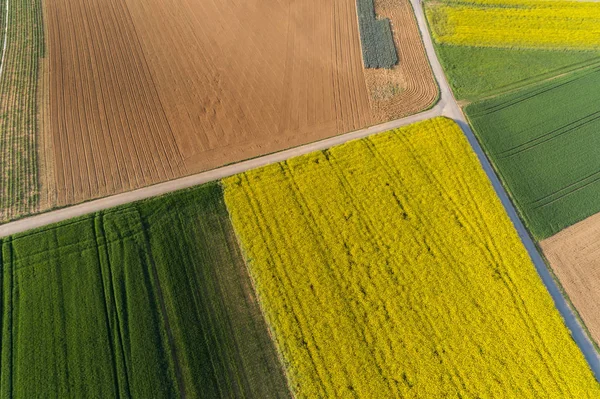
[541,213,600,349]
[41,0,436,208]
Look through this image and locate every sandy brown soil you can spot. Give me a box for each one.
[45,0,187,206]
[365,0,438,120]
[43,0,435,206]
[541,213,600,345]
[45,0,372,205]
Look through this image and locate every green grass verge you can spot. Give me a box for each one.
[0,182,291,398]
[466,66,600,239]
[434,44,600,102]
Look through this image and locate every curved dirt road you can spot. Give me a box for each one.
[1,0,599,380]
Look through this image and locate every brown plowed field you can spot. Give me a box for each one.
[44,0,436,206]
[46,0,187,205]
[541,213,600,345]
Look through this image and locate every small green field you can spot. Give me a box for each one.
[356,0,398,68]
[434,44,600,101]
[0,183,290,398]
[466,66,600,239]
[0,0,45,222]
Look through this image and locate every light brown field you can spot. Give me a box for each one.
[43,0,437,206]
[364,0,438,120]
[541,213,600,345]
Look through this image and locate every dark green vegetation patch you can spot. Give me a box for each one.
[434,44,600,101]
[356,0,398,69]
[0,183,291,398]
[466,67,600,239]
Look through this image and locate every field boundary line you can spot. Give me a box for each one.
[0,0,8,80]
[0,105,441,238]
[138,217,187,398]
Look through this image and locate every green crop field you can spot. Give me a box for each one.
[466,66,600,239]
[0,183,290,398]
[0,0,44,222]
[434,44,600,101]
[356,0,398,69]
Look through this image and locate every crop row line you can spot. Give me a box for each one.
[469,69,598,117]
[499,111,600,159]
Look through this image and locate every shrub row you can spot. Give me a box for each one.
[356,0,398,69]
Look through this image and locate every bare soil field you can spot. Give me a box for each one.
[541,214,600,345]
[42,0,437,207]
[364,0,438,120]
[45,0,187,205]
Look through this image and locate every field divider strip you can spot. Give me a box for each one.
[0,0,8,80]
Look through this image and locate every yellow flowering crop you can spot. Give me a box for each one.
[427,1,600,49]
[223,117,600,398]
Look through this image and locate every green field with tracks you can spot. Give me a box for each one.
[467,67,600,239]
[0,183,290,398]
[435,44,600,101]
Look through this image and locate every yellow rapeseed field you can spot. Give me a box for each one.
[427,1,600,49]
[223,117,600,398]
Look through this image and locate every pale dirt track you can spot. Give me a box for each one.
[3,0,600,380]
